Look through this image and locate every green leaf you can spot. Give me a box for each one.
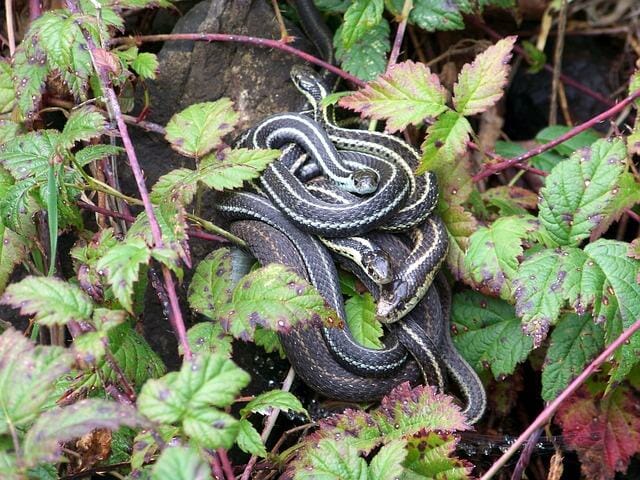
[339,61,448,133]
[535,125,601,157]
[22,399,142,466]
[60,106,107,149]
[522,40,546,73]
[198,148,279,191]
[401,433,472,479]
[1,276,93,326]
[188,249,234,319]
[494,140,562,173]
[183,408,239,450]
[538,138,627,246]
[335,19,390,81]
[0,61,15,114]
[542,313,604,402]
[0,178,38,234]
[165,100,239,158]
[0,130,60,180]
[151,446,212,480]
[151,168,199,204]
[254,327,285,357]
[0,329,73,434]
[419,110,472,174]
[215,264,336,341]
[464,215,542,299]
[440,204,478,281]
[387,0,464,31]
[315,0,351,13]
[369,439,407,480]
[344,293,384,349]
[131,52,159,80]
[186,322,233,358]
[451,290,533,378]
[75,144,123,167]
[453,37,516,116]
[296,438,368,480]
[0,225,30,295]
[12,43,47,118]
[236,419,267,457]
[339,0,383,49]
[240,390,306,418]
[0,120,23,145]
[96,237,151,312]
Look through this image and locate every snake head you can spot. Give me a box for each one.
[350,168,379,194]
[376,280,409,323]
[290,65,327,105]
[361,249,393,285]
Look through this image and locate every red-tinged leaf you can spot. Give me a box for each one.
[339,61,448,133]
[441,204,478,281]
[629,238,640,261]
[453,37,516,116]
[555,385,640,480]
[419,111,472,175]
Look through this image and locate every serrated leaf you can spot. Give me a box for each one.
[441,204,478,281]
[339,0,383,49]
[344,293,384,349]
[240,390,306,417]
[542,313,604,402]
[0,61,15,114]
[74,331,107,364]
[369,439,407,480]
[0,178,38,234]
[165,100,239,158]
[296,438,368,480]
[131,52,159,80]
[339,61,447,133]
[183,408,239,449]
[198,148,279,191]
[451,290,533,378]
[335,19,390,81]
[96,237,151,312]
[74,144,123,167]
[216,264,336,341]
[188,249,234,319]
[1,276,93,326]
[151,168,199,204]
[0,130,60,180]
[186,322,233,357]
[481,185,538,216]
[419,110,472,174]
[12,44,47,118]
[464,215,542,299]
[236,419,267,457]
[22,399,142,466]
[60,106,107,149]
[0,225,30,294]
[538,138,627,246]
[152,446,212,480]
[535,126,601,157]
[387,0,464,31]
[0,120,23,145]
[453,37,516,116]
[254,326,285,357]
[556,385,640,480]
[0,329,73,434]
[401,433,472,479]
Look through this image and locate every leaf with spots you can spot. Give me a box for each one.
[0,177,38,235]
[60,106,107,150]
[215,264,337,342]
[197,148,280,191]
[538,138,627,246]
[335,19,390,81]
[464,215,543,300]
[453,37,516,116]
[187,249,234,320]
[0,61,15,114]
[0,328,73,435]
[11,42,47,118]
[338,0,384,49]
[418,110,472,175]
[22,399,142,466]
[451,290,533,379]
[402,433,472,479]
[186,322,233,358]
[542,313,604,402]
[1,275,93,326]
[151,167,199,205]
[339,61,448,133]
[165,100,239,158]
[555,385,640,480]
[151,446,212,480]
[345,292,384,349]
[0,130,61,181]
[386,0,465,31]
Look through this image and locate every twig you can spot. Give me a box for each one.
[270,0,291,42]
[69,0,192,359]
[240,367,296,480]
[110,33,366,88]
[210,452,226,480]
[549,0,568,125]
[509,427,542,480]
[5,0,16,55]
[387,0,413,69]
[480,315,640,480]
[472,88,640,182]
[217,449,235,480]
[467,141,548,178]
[28,0,41,20]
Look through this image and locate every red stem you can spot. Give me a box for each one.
[28,0,41,21]
[480,315,640,479]
[467,141,548,177]
[110,33,366,88]
[473,89,640,182]
[387,0,412,69]
[216,449,235,480]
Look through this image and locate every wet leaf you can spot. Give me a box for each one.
[151,168,199,205]
[74,144,123,167]
[402,433,472,479]
[0,224,30,295]
[0,130,60,181]
[185,322,233,358]
[296,439,368,480]
[369,439,407,480]
[535,126,600,157]
[0,61,15,114]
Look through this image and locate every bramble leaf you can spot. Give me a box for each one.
[188,249,234,319]
[1,276,93,326]
[198,148,279,191]
[237,419,267,457]
[453,37,516,116]
[165,100,239,158]
[0,130,60,181]
[0,178,38,234]
[0,224,30,295]
[541,313,604,401]
[151,168,199,205]
[535,125,600,157]
[556,385,640,480]
[151,446,212,480]
[387,0,464,31]
[418,110,472,174]
[0,329,73,434]
[345,292,384,349]
[335,19,390,81]
[186,322,233,358]
[402,433,472,479]
[22,399,142,466]
[538,138,627,246]
[215,264,336,341]
[339,61,447,133]
[74,144,123,167]
[451,290,533,378]
[440,205,478,281]
[11,41,47,118]
[182,408,239,450]
[60,106,107,150]
[296,439,368,480]
[339,0,383,49]
[240,390,306,418]
[131,52,159,80]
[369,439,407,480]
[0,61,15,114]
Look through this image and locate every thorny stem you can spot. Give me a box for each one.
[387,0,413,69]
[110,33,366,88]
[70,1,192,359]
[472,88,640,182]
[240,367,296,480]
[480,315,640,480]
